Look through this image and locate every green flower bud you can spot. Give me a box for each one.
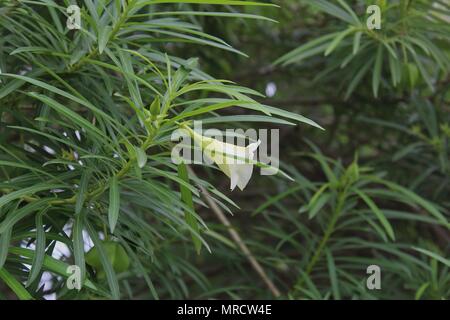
[86,241,130,278]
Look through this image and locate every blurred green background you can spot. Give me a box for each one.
[0,0,449,300]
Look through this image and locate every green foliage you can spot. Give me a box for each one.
[0,0,449,300]
[276,0,450,98]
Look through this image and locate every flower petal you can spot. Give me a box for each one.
[235,163,254,190]
[230,168,240,190]
[188,128,261,191]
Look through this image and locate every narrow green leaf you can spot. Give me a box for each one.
[9,247,100,293]
[336,0,360,25]
[201,115,295,125]
[415,282,430,300]
[372,44,383,98]
[0,199,49,234]
[177,162,202,254]
[345,57,373,99]
[0,184,62,210]
[325,28,353,56]
[326,249,341,300]
[26,92,105,142]
[120,239,159,299]
[98,26,112,54]
[255,185,302,215]
[355,189,395,240]
[0,269,33,300]
[388,52,400,86]
[76,170,91,215]
[144,0,277,7]
[86,223,120,299]
[0,226,12,269]
[375,179,448,226]
[73,211,86,284]
[353,31,362,55]
[305,0,356,24]
[308,192,331,219]
[108,176,120,233]
[26,209,47,287]
[412,247,450,267]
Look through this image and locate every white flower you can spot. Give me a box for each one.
[189,128,261,191]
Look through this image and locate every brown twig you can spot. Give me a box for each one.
[187,166,281,298]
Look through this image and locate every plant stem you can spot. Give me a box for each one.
[292,189,347,296]
[187,166,281,298]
